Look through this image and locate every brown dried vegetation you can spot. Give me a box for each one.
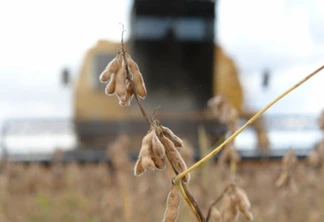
[1,153,324,222]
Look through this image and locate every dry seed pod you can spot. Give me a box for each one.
[233,187,251,210]
[233,187,253,221]
[221,194,239,222]
[152,131,165,158]
[134,158,145,176]
[239,208,254,221]
[153,156,166,170]
[140,130,154,154]
[115,67,127,100]
[100,55,121,83]
[161,136,190,183]
[119,82,134,106]
[126,54,147,99]
[142,155,156,171]
[105,73,116,95]
[132,70,147,99]
[208,95,236,123]
[282,149,297,170]
[162,126,184,147]
[163,185,180,222]
[275,171,288,188]
[179,140,194,165]
[211,207,221,222]
[134,130,156,174]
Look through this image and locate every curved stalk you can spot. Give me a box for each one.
[175,65,324,184]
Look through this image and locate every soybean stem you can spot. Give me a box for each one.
[175,65,324,183]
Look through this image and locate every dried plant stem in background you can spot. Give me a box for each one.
[175,65,324,184]
[275,150,298,194]
[107,135,133,222]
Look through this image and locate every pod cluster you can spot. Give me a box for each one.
[212,185,253,222]
[99,53,147,106]
[207,94,238,133]
[134,121,190,183]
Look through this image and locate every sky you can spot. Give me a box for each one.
[0,0,324,151]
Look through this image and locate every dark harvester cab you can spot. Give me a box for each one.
[130,0,215,112]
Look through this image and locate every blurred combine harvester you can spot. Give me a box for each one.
[73,0,268,150]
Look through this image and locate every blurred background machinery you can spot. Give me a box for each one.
[73,0,240,150]
[1,0,322,162]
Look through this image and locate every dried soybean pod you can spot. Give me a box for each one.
[140,130,154,152]
[161,136,190,183]
[139,131,156,171]
[132,70,147,99]
[119,82,134,106]
[163,185,180,222]
[234,187,251,210]
[152,131,165,158]
[275,171,288,187]
[162,126,183,147]
[134,158,145,176]
[221,194,238,222]
[105,73,116,95]
[282,149,297,169]
[127,56,147,99]
[99,56,121,83]
[153,156,166,170]
[115,66,127,100]
[211,207,221,222]
[141,155,156,171]
[233,187,253,221]
[238,207,253,221]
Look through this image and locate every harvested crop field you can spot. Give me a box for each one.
[0,155,323,222]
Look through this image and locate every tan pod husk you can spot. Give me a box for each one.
[211,207,221,222]
[134,158,145,176]
[221,194,238,222]
[161,126,184,147]
[162,185,180,222]
[99,55,121,83]
[127,55,147,99]
[105,73,116,95]
[161,136,190,183]
[119,82,134,106]
[115,67,127,101]
[152,131,166,158]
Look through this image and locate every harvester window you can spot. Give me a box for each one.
[134,17,210,41]
[135,17,171,39]
[92,53,115,89]
[173,18,205,41]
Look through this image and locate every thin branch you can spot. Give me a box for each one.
[181,181,206,222]
[174,180,205,222]
[175,65,324,183]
